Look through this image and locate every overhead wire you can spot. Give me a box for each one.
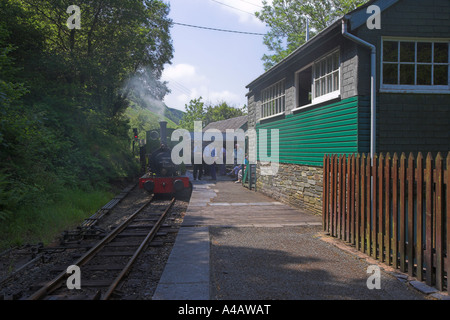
[172,22,265,36]
[237,0,264,9]
[208,0,257,15]
[164,76,192,96]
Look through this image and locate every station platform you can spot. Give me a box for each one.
[152,175,427,300]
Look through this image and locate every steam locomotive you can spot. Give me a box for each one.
[139,121,192,198]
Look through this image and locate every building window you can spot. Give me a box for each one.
[312,50,340,103]
[261,79,285,118]
[382,39,450,91]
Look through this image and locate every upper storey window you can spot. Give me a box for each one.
[382,39,449,92]
[312,50,340,103]
[261,79,285,119]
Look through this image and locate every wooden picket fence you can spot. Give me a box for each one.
[322,152,450,293]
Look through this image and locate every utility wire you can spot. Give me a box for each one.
[173,22,265,36]
[209,0,256,15]
[238,0,264,9]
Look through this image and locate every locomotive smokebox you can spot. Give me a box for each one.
[159,121,168,146]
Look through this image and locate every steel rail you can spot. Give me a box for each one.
[27,197,154,300]
[101,197,176,300]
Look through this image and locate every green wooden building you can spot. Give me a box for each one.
[246,0,450,214]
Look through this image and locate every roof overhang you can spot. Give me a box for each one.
[246,0,400,91]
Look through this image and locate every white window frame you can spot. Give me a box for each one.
[380,37,450,94]
[312,49,341,104]
[260,79,285,120]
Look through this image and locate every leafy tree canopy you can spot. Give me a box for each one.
[256,0,368,70]
[178,97,247,132]
[0,0,174,221]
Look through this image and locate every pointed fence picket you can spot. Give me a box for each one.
[323,152,450,293]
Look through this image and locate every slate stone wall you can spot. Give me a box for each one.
[256,162,323,215]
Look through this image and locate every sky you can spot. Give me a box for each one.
[161,0,272,112]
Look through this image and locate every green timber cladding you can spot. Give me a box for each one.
[246,0,449,213]
[256,96,370,167]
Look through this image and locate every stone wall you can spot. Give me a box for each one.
[256,162,323,215]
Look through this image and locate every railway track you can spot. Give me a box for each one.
[26,197,176,300]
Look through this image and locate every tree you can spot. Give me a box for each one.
[256,0,368,70]
[204,102,246,126]
[16,0,174,118]
[0,0,174,220]
[178,98,247,132]
[178,97,206,132]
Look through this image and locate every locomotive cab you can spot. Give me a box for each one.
[139,122,192,198]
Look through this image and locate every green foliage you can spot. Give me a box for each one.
[256,0,368,70]
[0,0,173,245]
[204,101,247,125]
[0,187,113,249]
[178,97,206,131]
[178,98,247,132]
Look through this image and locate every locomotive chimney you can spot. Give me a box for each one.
[159,121,167,146]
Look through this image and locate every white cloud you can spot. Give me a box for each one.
[161,63,244,111]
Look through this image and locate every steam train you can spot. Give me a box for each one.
[139,121,192,198]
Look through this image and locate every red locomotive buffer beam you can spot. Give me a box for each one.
[139,176,190,194]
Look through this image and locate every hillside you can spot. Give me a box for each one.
[165,107,185,125]
[125,98,185,142]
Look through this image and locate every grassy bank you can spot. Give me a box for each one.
[0,187,114,251]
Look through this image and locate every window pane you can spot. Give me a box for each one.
[434,65,448,85]
[434,43,449,64]
[400,42,415,62]
[383,63,398,84]
[333,52,340,70]
[383,41,398,62]
[417,42,432,63]
[321,60,326,77]
[327,56,333,74]
[400,64,415,85]
[417,65,432,85]
[327,75,332,94]
[333,71,339,91]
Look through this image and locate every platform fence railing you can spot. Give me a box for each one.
[323,152,450,293]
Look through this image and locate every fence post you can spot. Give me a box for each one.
[378,153,384,262]
[323,155,329,233]
[384,153,391,266]
[425,152,433,286]
[338,155,343,239]
[350,154,356,245]
[322,151,448,293]
[446,152,450,295]
[399,153,407,272]
[361,154,366,254]
[355,154,361,251]
[346,154,352,242]
[407,153,415,276]
[392,153,399,269]
[372,154,378,259]
[332,155,338,237]
[435,152,444,291]
[416,152,424,281]
[366,154,372,255]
